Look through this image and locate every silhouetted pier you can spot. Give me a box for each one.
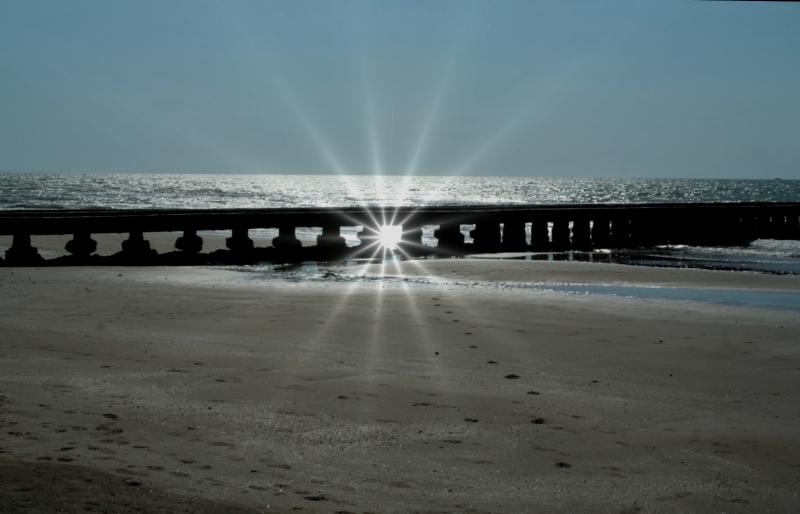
[1,202,799,266]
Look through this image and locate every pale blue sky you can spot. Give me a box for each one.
[1,0,798,178]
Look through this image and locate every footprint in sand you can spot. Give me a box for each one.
[248,485,273,492]
[96,424,123,435]
[87,445,116,455]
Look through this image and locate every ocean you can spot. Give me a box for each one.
[2,173,800,274]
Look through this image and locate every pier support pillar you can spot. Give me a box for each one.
[684,209,707,245]
[591,218,610,249]
[771,213,788,240]
[272,226,302,250]
[784,212,800,240]
[530,219,549,251]
[315,225,348,260]
[398,226,425,256]
[709,212,744,246]
[610,216,631,247]
[501,221,527,251]
[627,214,649,247]
[571,217,591,250]
[356,226,379,251]
[739,212,758,243]
[470,222,501,252]
[434,222,465,254]
[551,218,570,250]
[353,225,389,258]
[756,214,773,240]
[226,227,254,253]
[317,225,347,249]
[401,226,423,246]
[65,232,97,258]
[658,212,683,245]
[5,233,44,265]
[121,231,156,259]
[175,229,203,254]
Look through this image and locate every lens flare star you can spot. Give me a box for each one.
[377,224,403,251]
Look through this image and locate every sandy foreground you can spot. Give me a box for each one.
[1,239,800,513]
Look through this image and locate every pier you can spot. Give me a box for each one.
[1,202,799,266]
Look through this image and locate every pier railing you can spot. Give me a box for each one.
[1,202,799,265]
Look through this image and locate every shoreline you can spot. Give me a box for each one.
[1,260,799,512]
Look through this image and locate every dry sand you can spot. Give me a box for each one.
[1,253,799,513]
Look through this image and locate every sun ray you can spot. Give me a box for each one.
[442,54,591,180]
[403,2,480,178]
[208,2,379,215]
[363,85,384,178]
[305,243,386,352]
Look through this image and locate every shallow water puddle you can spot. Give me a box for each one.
[235,263,800,311]
[537,284,800,311]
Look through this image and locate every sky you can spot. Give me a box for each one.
[1,0,798,178]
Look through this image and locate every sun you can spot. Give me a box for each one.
[377,224,403,251]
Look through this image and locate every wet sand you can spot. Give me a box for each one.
[1,256,799,513]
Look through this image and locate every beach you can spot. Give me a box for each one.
[3,0,800,509]
[1,249,800,513]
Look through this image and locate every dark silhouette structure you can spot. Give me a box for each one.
[1,202,799,266]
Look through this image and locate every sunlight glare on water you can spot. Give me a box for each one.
[2,174,799,211]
